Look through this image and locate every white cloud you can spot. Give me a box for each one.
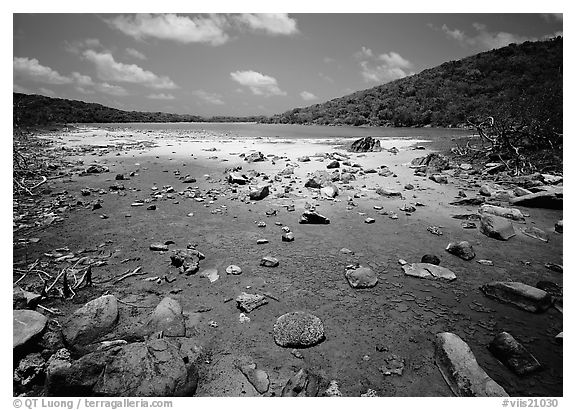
[106,14,230,46]
[83,50,177,89]
[356,49,413,83]
[126,48,147,60]
[65,38,104,54]
[13,84,32,94]
[233,13,298,35]
[96,82,129,96]
[300,91,317,101]
[192,90,224,105]
[319,72,334,83]
[147,93,175,100]
[13,57,72,85]
[230,70,286,96]
[39,87,56,97]
[71,72,95,87]
[441,24,466,42]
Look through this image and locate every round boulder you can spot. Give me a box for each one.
[273,312,325,348]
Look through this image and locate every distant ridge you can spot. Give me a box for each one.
[263,37,562,130]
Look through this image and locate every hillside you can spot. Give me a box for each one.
[264,37,562,131]
[13,93,266,126]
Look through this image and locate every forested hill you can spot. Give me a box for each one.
[264,37,562,129]
[13,93,266,126]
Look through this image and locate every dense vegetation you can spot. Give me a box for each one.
[264,37,562,132]
[13,93,266,126]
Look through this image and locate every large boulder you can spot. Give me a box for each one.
[244,152,266,163]
[488,332,542,376]
[273,312,325,348]
[139,297,186,338]
[299,211,330,224]
[349,136,381,152]
[402,263,456,281]
[304,170,332,188]
[171,248,204,275]
[509,190,562,210]
[227,172,249,185]
[479,205,524,221]
[249,185,270,201]
[434,332,508,397]
[345,266,378,288]
[410,153,450,173]
[320,185,338,198]
[14,310,48,349]
[480,281,552,313]
[479,214,516,241]
[445,241,475,260]
[62,295,119,348]
[326,160,340,169]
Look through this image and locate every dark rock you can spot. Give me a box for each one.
[297,156,310,162]
[244,152,266,163]
[555,220,563,233]
[13,310,48,349]
[421,254,440,265]
[445,241,475,260]
[282,368,309,397]
[81,188,91,196]
[434,332,508,397]
[260,256,279,267]
[227,172,249,185]
[536,281,562,299]
[115,174,125,180]
[13,286,42,310]
[345,266,378,288]
[147,204,156,210]
[402,263,456,281]
[273,312,325,348]
[410,153,450,173]
[480,281,552,313]
[236,292,268,313]
[62,295,119,348]
[479,214,516,241]
[449,197,485,206]
[85,164,109,174]
[509,190,562,210]
[14,352,46,387]
[364,217,375,224]
[282,232,295,242]
[376,188,401,197]
[326,160,340,169]
[250,185,270,201]
[488,332,542,376]
[429,174,448,184]
[140,297,186,338]
[299,211,330,224]
[349,136,381,152]
[171,248,204,275]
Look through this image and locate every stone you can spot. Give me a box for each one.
[273,312,325,348]
[62,295,119,348]
[488,332,542,376]
[45,348,108,396]
[449,197,485,206]
[245,152,266,163]
[299,211,330,224]
[140,297,186,338]
[536,281,562,299]
[513,187,533,197]
[324,380,342,397]
[201,268,219,283]
[364,217,376,224]
[402,263,456,281]
[421,254,440,265]
[85,164,108,174]
[521,226,549,242]
[225,265,242,275]
[429,174,448,184]
[479,205,524,221]
[345,266,378,288]
[404,183,414,190]
[445,241,475,260]
[92,339,198,396]
[238,363,269,394]
[256,239,269,244]
[14,352,46,387]
[434,332,508,397]
[282,232,295,242]
[13,286,42,310]
[147,204,156,210]
[150,243,169,251]
[479,214,516,241]
[555,220,563,233]
[361,389,378,397]
[380,354,405,376]
[410,153,450,173]
[183,175,196,183]
[260,256,279,267]
[320,185,338,198]
[480,281,552,313]
[236,292,268,313]
[376,188,402,197]
[227,172,249,185]
[326,160,340,169]
[541,174,562,185]
[171,248,203,275]
[509,190,562,210]
[282,368,309,397]
[349,136,381,152]
[250,185,270,201]
[298,156,310,162]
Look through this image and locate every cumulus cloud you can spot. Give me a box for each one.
[356,48,413,83]
[300,91,317,101]
[38,87,57,97]
[13,57,72,85]
[71,72,95,87]
[96,82,129,96]
[106,14,230,46]
[147,93,175,100]
[192,90,224,105]
[230,70,286,96]
[233,13,298,35]
[65,38,104,54]
[125,48,147,60]
[83,50,177,89]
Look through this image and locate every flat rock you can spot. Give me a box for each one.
[521,226,549,242]
[245,152,266,163]
[236,292,268,313]
[225,265,242,275]
[480,281,552,313]
[479,214,516,241]
[13,310,48,349]
[299,211,330,224]
[345,266,378,288]
[282,368,320,397]
[62,295,118,348]
[446,241,475,260]
[449,197,485,206]
[429,174,448,184]
[150,243,169,251]
[273,312,325,348]
[376,188,402,197]
[509,190,562,210]
[488,332,542,376]
[479,204,525,221]
[140,297,186,338]
[320,185,338,198]
[227,172,249,185]
[238,363,269,394]
[260,256,279,267]
[250,185,270,201]
[434,332,508,397]
[402,263,456,281]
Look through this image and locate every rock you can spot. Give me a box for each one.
[320,185,338,198]
[140,297,186,338]
[92,339,198,396]
[250,185,270,201]
[376,188,402,197]
[536,281,562,298]
[429,174,448,184]
[147,204,156,210]
[278,166,294,176]
[282,232,295,242]
[479,214,516,241]
[256,239,269,244]
[297,156,310,162]
[225,265,242,275]
[260,256,279,267]
[521,226,549,242]
[402,263,456,281]
[427,226,443,235]
[236,292,268,313]
[349,136,381,152]
[81,188,91,196]
[545,263,563,273]
[171,248,203,275]
[200,268,219,283]
[400,204,416,213]
[299,211,330,224]
[245,152,266,163]
[488,332,542,376]
[410,153,450,173]
[45,348,107,396]
[62,295,119,348]
[324,380,342,397]
[183,175,196,183]
[479,205,524,221]
[460,163,472,170]
[509,190,562,210]
[555,332,563,342]
[281,368,309,397]
[14,352,45,387]
[345,266,378,288]
[238,363,269,394]
[445,241,475,260]
[477,259,494,266]
[555,220,563,233]
[513,187,533,197]
[85,164,108,174]
[361,388,378,397]
[380,354,405,376]
[421,254,440,265]
[150,243,169,251]
[542,173,562,185]
[480,281,552,313]
[13,286,42,310]
[404,183,414,190]
[364,217,375,224]
[273,312,325,348]
[227,172,249,185]
[450,197,485,206]
[326,160,340,169]
[434,332,508,397]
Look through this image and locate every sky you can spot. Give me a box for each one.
[13,12,563,117]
